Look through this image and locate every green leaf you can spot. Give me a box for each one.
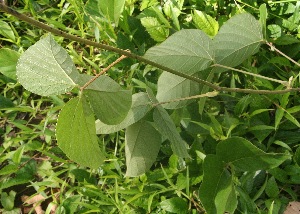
[80,75,132,125]
[0,48,20,80]
[199,155,236,214]
[125,120,162,177]
[147,88,189,158]
[0,95,14,108]
[96,92,152,134]
[192,10,219,37]
[265,176,279,198]
[144,29,213,75]
[56,96,104,169]
[160,197,188,214]
[156,72,200,109]
[217,137,291,171]
[259,4,268,39]
[140,17,169,42]
[1,191,16,211]
[0,20,15,42]
[213,13,263,70]
[85,0,125,26]
[16,35,79,96]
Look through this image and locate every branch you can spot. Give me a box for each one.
[1,4,300,95]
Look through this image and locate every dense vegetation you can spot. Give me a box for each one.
[1,0,300,213]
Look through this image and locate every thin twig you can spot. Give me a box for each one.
[80,55,127,91]
[266,41,300,67]
[1,4,300,95]
[152,91,219,106]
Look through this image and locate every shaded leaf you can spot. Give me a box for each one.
[160,197,188,214]
[199,155,236,214]
[96,92,152,134]
[81,75,132,125]
[147,88,189,158]
[125,120,162,177]
[56,96,104,169]
[16,35,79,96]
[217,137,291,171]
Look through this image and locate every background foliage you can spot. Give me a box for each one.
[1,0,300,213]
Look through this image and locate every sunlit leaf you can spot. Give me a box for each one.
[192,10,219,37]
[0,48,19,80]
[16,35,79,96]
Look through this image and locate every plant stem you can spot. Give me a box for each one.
[266,42,300,67]
[213,64,288,86]
[80,55,127,91]
[1,4,300,95]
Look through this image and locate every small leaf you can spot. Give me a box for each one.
[192,10,219,37]
[265,176,279,198]
[144,29,213,75]
[213,13,263,71]
[85,0,125,26]
[259,4,268,39]
[140,16,169,42]
[16,35,79,96]
[56,96,104,169]
[125,120,162,177]
[147,88,189,158]
[81,75,132,125]
[0,20,15,42]
[217,137,291,171]
[96,92,152,134]
[0,48,20,80]
[160,197,188,214]
[1,191,16,211]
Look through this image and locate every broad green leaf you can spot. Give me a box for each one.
[125,120,162,177]
[85,0,125,26]
[199,155,235,214]
[192,10,219,37]
[80,75,132,125]
[56,96,104,169]
[217,137,291,171]
[0,20,15,42]
[0,48,19,80]
[140,17,169,42]
[16,35,79,96]
[0,95,14,108]
[156,72,200,109]
[160,197,188,213]
[213,13,263,70]
[95,92,152,134]
[265,176,279,198]
[147,88,189,158]
[144,29,214,75]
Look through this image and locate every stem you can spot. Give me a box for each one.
[1,4,300,95]
[213,63,288,86]
[266,42,300,67]
[153,91,219,106]
[80,55,127,91]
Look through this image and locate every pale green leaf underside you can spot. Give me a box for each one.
[95,92,152,134]
[213,13,263,69]
[144,29,214,75]
[16,35,79,96]
[80,74,132,125]
[125,120,162,177]
[156,72,200,109]
[56,96,104,169]
[147,88,189,158]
